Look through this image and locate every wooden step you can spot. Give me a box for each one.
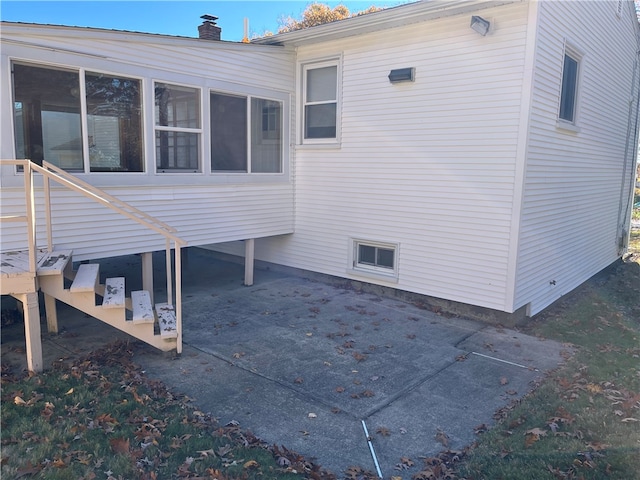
[37,250,73,276]
[131,290,154,323]
[70,264,99,293]
[155,303,178,338]
[102,277,125,309]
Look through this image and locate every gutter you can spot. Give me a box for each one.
[252,0,522,46]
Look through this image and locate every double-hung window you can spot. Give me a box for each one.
[155,83,201,172]
[302,60,339,142]
[210,92,283,173]
[558,45,581,125]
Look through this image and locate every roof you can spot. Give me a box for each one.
[252,0,521,47]
[0,21,281,53]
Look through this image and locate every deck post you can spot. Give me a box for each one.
[19,291,43,373]
[44,294,58,333]
[244,238,255,286]
[141,252,154,304]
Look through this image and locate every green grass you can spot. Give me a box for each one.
[457,259,640,480]
[1,344,330,480]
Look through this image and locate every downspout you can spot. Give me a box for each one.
[616,47,640,255]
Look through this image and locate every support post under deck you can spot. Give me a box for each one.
[244,238,255,286]
[141,252,154,304]
[44,294,58,333]
[15,291,43,373]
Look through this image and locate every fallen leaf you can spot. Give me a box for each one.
[376,426,391,436]
[500,377,509,385]
[109,437,130,454]
[243,460,259,469]
[293,377,304,384]
[14,396,27,406]
[435,428,449,447]
[335,386,345,393]
[308,412,317,418]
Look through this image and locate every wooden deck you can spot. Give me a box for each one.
[1,249,46,295]
[1,249,72,295]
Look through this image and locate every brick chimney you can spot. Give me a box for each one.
[198,15,221,41]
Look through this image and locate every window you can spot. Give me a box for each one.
[559,48,580,123]
[210,92,283,173]
[155,83,201,172]
[86,73,143,172]
[303,60,339,141]
[13,63,83,170]
[252,98,282,173]
[352,240,398,278]
[12,62,143,172]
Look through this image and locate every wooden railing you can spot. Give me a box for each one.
[0,159,186,353]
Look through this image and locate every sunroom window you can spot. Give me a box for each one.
[155,83,201,172]
[210,92,283,173]
[86,73,143,172]
[12,62,143,172]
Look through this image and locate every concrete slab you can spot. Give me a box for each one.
[1,248,568,477]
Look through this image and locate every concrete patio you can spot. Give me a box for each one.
[1,247,567,477]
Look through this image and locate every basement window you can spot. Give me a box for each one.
[351,239,398,279]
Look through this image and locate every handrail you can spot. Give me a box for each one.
[41,161,177,233]
[1,159,185,353]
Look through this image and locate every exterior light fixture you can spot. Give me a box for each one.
[470,15,490,36]
[388,67,415,83]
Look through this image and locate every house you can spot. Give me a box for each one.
[2,0,639,371]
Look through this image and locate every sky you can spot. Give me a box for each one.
[0,0,409,42]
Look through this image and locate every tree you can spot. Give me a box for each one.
[278,3,382,33]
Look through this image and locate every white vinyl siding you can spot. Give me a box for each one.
[0,25,295,259]
[249,3,531,312]
[514,0,640,314]
[0,184,293,260]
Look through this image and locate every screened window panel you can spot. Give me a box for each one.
[251,98,282,173]
[305,104,337,138]
[211,93,247,171]
[86,72,143,172]
[155,84,200,128]
[155,131,199,171]
[12,63,83,170]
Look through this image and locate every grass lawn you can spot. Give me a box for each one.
[455,240,640,479]
[1,343,333,480]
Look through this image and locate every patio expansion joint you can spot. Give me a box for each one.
[360,349,469,421]
[185,342,363,421]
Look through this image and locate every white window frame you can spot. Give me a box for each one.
[153,81,203,173]
[209,89,284,174]
[300,57,341,146]
[556,41,583,132]
[349,238,399,281]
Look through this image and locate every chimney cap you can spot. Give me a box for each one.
[201,14,218,24]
